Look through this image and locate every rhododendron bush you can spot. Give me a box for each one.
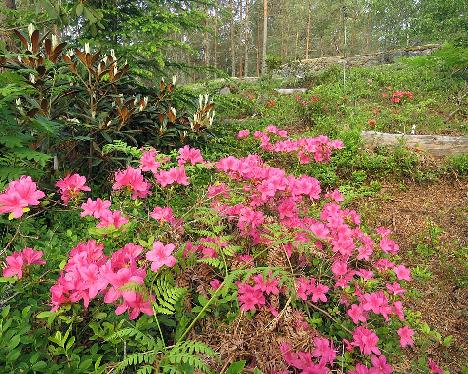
[0,126,437,373]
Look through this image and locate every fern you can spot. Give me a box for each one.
[106,327,159,350]
[151,273,186,315]
[115,351,155,373]
[102,140,143,158]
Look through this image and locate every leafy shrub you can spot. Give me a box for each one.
[0,125,444,373]
[0,26,215,181]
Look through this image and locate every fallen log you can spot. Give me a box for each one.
[361,131,468,157]
[275,88,307,94]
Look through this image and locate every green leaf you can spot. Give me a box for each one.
[31,361,47,371]
[8,335,21,350]
[226,360,246,374]
[76,3,84,16]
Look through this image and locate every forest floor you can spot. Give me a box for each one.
[355,181,468,373]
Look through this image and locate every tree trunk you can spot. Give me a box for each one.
[204,5,209,66]
[256,13,261,76]
[238,0,243,77]
[305,4,311,59]
[230,0,236,77]
[261,0,268,74]
[213,4,218,68]
[244,0,250,77]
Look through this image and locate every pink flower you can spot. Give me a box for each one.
[2,252,24,279]
[0,176,45,218]
[113,167,151,199]
[146,241,177,272]
[349,363,370,374]
[210,279,222,290]
[310,281,329,303]
[237,282,265,312]
[352,326,381,356]
[237,130,250,139]
[386,282,405,295]
[380,238,399,254]
[370,355,393,374]
[428,359,443,374]
[56,173,91,204]
[21,247,46,265]
[97,210,128,228]
[393,264,411,281]
[139,149,160,173]
[177,145,204,165]
[80,198,111,218]
[348,304,367,324]
[397,326,414,347]
[312,337,336,366]
[150,206,175,223]
[325,189,344,202]
[115,293,154,320]
[2,247,45,279]
[332,260,348,276]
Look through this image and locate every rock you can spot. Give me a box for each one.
[361,131,468,157]
[219,86,231,95]
[275,88,307,94]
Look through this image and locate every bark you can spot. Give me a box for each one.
[238,0,243,77]
[305,4,311,59]
[213,5,218,68]
[229,0,236,76]
[243,0,250,77]
[261,0,268,74]
[204,5,209,66]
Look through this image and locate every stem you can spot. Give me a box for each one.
[176,279,225,343]
[306,301,352,335]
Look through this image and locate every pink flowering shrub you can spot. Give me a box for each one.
[0,126,441,372]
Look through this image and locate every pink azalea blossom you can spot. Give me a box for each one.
[348,304,367,324]
[237,282,265,312]
[177,145,204,165]
[139,149,160,173]
[2,252,24,279]
[349,363,370,374]
[370,355,393,374]
[428,359,443,374]
[113,167,151,199]
[397,326,414,347]
[237,129,250,139]
[2,248,45,279]
[352,326,381,356]
[56,173,91,204]
[210,279,222,290]
[97,210,128,228]
[146,241,177,272]
[312,337,336,366]
[0,176,45,217]
[80,198,111,218]
[393,264,411,281]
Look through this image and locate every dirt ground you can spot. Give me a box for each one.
[355,179,468,373]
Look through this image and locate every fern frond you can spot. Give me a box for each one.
[152,273,186,315]
[102,140,142,158]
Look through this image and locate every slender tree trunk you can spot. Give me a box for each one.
[213,5,218,68]
[229,0,236,77]
[261,0,268,74]
[295,31,299,60]
[244,0,250,77]
[305,4,311,59]
[256,15,261,76]
[204,5,209,66]
[238,0,243,77]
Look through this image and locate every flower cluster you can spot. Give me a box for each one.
[239,125,344,164]
[56,173,91,204]
[2,247,46,279]
[49,240,174,319]
[0,126,432,372]
[0,176,45,218]
[391,90,413,104]
[295,94,320,107]
[237,273,280,313]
